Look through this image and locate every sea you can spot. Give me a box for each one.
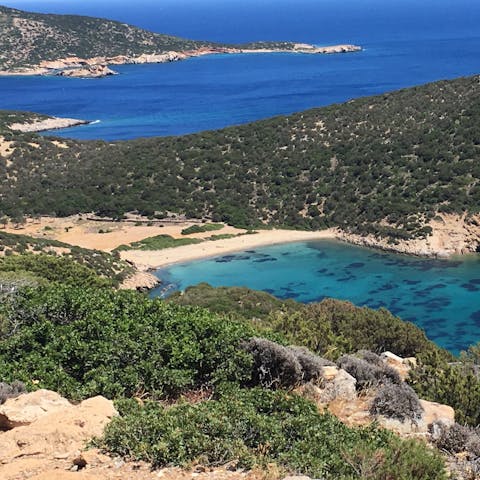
[2,0,480,352]
[1,0,480,139]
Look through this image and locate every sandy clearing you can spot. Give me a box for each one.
[119,229,338,270]
[4,216,246,251]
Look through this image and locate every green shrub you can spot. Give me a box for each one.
[409,355,480,427]
[99,387,447,479]
[0,254,113,288]
[0,285,254,400]
[181,224,224,235]
[115,234,203,251]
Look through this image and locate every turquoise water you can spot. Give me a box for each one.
[153,241,480,354]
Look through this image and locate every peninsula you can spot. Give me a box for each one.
[0,5,361,78]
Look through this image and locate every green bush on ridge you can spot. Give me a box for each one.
[0,285,254,400]
[99,387,447,479]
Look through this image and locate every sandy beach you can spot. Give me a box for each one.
[119,229,338,270]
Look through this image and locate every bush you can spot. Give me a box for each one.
[337,353,401,390]
[288,346,335,382]
[0,380,25,404]
[99,387,447,479]
[0,285,255,400]
[433,422,480,457]
[181,224,224,235]
[370,381,423,422]
[409,351,480,427]
[242,338,334,388]
[242,338,302,389]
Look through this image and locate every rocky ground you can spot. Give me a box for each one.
[0,352,456,480]
[339,213,480,258]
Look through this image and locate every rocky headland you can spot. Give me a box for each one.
[338,213,480,258]
[8,117,90,133]
[0,44,361,78]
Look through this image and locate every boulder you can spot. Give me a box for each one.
[376,399,454,435]
[0,395,117,464]
[0,389,71,430]
[381,351,412,380]
[320,366,357,402]
[420,399,455,427]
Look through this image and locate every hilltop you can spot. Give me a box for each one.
[0,5,360,77]
[1,75,480,254]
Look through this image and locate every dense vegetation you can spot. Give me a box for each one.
[0,5,213,69]
[115,234,203,251]
[0,231,133,286]
[169,283,450,361]
[410,347,480,427]
[0,278,448,478]
[0,5,303,70]
[101,389,446,479]
[1,75,480,239]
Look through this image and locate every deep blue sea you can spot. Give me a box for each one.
[2,0,480,352]
[153,241,480,355]
[1,0,480,139]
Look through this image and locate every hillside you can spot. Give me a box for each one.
[1,75,480,246]
[0,5,214,70]
[0,5,359,75]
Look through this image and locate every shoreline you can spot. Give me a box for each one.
[119,229,339,271]
[0,44,362,79]
[9,117,90,133]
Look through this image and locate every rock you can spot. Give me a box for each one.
[299,366,356,404]
[0,389,71,430]
[376,399,454,435]
[320,367,357,402]
[420,399,455,427]
[0,395,117,464]
[29,472,99,480]
[283,476,312,480]
[381,351,412,379]
[57,65,117,78]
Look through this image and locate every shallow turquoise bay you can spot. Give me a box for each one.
[152,240,480,355]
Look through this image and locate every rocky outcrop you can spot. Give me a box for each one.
[0,392,117,479]
[381,351,416,380]
[0,395,117,463]
[56,65,117,78]
[0,389,71,430]
[2,43,361,78]
[119,270,160,291]
[9,117,89,133]
[338,213,480,258]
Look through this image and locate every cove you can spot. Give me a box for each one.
[152,240,480,355]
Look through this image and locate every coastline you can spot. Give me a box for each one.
[0,44,362,78]
[3,213,478,291]
[9,116,90,133]
[119,228,339,270]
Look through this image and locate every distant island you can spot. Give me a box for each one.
[0,5,361,78]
